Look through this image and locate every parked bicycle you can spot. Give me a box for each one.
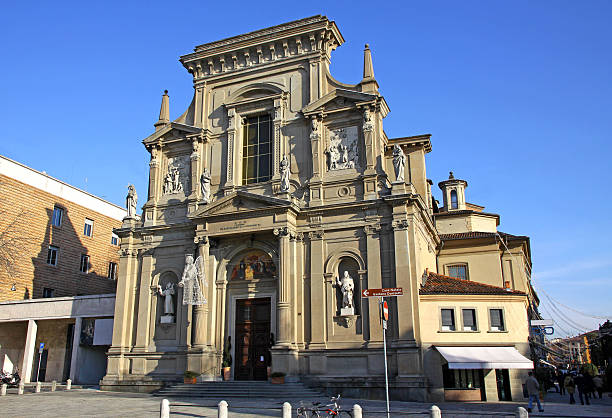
[297,394,353,417]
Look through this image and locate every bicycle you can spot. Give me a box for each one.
[297,394,353,417]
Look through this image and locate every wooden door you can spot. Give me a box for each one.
[234,298,271,380]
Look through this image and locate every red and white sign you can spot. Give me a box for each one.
[382,301,389,321]
[362,288,403,298]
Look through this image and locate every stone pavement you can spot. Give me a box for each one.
[0,388,611,417]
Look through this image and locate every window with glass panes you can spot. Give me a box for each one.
[242,115,272,184]
[441,308,456,331]
[80,254,90,273]
[83,218,93,237]
[489,308,505,331]
[447,264,467,280]
[47,245,59,266]
[52,206,63,227]
[462,308,477,331]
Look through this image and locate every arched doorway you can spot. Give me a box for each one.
[227,250,276,380]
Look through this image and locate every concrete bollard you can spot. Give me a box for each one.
[35,381,41,393]
[66,379,72,390]
[218,400,228,418]
[282,402,291,418]
[353,404,363,418]
[160,398,170,418]
[18,382,24,395]
[430,405,442,418]
[515,407,528,418]
[51,380,57,392]
[1,384,7,396]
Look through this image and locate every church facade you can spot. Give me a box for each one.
[101,15,464,400]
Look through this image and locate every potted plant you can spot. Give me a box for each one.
[270,371,285,384]
[222,336,232,381]
[184,370,198,384]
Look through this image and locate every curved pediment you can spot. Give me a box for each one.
[227,82,286,104]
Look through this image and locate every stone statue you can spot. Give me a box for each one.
[363,108,373,132]
[392,144,406,183]
[126,185,137,218]
[163,171,172,194]
[163,164,185,195]
[157,282,175,315]
[172,168,183,193]
[200,169,211,203]
[178,254,206,306]
[336,271,355,314]
[279,155,290,192]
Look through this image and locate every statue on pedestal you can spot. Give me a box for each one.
[178,254,206,306]
[157,282,175,316]
[200,169,211,203]
[336,271,355,315]
[392,144,406,183]
[126,185,138,218]
[279,155,290,192]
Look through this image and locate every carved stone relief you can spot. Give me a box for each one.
[163,155,190,196]
[325,126,359,171]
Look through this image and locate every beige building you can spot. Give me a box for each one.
[0,155,125,384]
[101,15,536,401]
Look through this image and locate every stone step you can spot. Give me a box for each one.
[154,380,324,399]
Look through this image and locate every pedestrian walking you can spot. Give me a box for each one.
[564,374,576,404]
[575,373,591,405]
[525,371,544,413]
[593,375,603,399]
[556,371,565,395]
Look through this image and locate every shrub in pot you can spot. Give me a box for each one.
[270,371,285,384]
[184,370,198,384]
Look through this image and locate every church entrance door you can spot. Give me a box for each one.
[234,298,271,380]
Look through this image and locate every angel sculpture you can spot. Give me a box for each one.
[178,254,206,305]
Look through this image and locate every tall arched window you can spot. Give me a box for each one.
[450,189,458,209]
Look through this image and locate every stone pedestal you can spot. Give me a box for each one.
[391,181,406,195]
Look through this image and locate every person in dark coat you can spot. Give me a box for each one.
[575,373,591,405]
[556,371,566,395]
[564,374,576,404]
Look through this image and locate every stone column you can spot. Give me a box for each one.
[274,227,291,346]
[308,230,326,348]
[21,319,37,383]
[391,218,416,345]
[192,237,210,348]
[69,317,82,382]
[364,225,383,345]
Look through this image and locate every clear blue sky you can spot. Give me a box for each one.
[1,1,610,336]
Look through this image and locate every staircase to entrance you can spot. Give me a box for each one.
[154,380,324,399]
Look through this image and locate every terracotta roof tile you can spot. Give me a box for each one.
[439,231,528,241]
[419,272,526,296]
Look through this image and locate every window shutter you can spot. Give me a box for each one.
[441,309,454,326]
[463,309,475,327]
[491,309,502,328]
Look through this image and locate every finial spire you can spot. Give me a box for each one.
[360,44,379,93]
[154,90,170,130]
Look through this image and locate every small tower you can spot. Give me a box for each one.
[360,44,379,93]
[154,90,170,131]
[438,171,468,212]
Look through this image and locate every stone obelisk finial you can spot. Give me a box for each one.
[361,44,379,93]
[154,90,170,131]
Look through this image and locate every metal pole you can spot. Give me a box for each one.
[381,296,390,418]
[36,352,42,382]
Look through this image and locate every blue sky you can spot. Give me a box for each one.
[1,1,610,335]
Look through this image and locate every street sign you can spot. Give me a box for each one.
[362,288,403,298]
[382,301,389,321]
[38,342,45,353]
[530,319,553,326]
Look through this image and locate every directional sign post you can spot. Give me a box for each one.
[36,342,45,382]
[362,289,403,418]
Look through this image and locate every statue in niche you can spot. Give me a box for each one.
[157,282,175,316]
[363,108,374,132]
[310,118,319,140]
[126,185,138,218]
[392,144,406,183]
[336,271,355,315]
[200,169,211,203]
[178,254,206,305]
[279,154,290,192]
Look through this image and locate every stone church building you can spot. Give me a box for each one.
[102,16,532,401]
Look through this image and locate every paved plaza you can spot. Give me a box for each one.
[1,388,611,417]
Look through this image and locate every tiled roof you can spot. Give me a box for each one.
[419,272,526,296]
[439,231,528,241]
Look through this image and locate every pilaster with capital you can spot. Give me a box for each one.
[307,230,326,348]
[148,144,162,203]
[189,137,200,198]
[271,96,287,185]
[390,217,417,346]
[223,108,238,193]
[364,224,384,344]
[192,236,210,348]
[132,249,155,365]
[273,227,292,346]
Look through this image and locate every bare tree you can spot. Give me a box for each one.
[0,181,30,279]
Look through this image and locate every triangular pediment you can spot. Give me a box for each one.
[189,191,295,218]
[302,89,377,115]
[142,122,201,146]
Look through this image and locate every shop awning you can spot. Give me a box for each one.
[436,346,534,370]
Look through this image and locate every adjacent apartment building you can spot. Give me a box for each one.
[0,155,125,384]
